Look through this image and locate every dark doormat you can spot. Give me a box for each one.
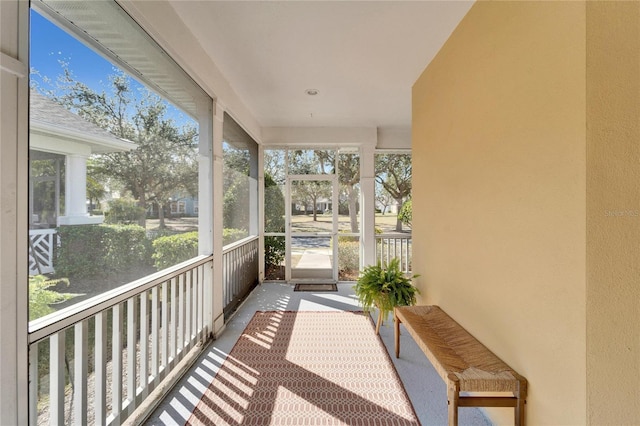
[294,283,338,292]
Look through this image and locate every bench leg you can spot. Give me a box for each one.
[447,376,460,426]
[375,309,383,335]
[394,313,400,358]
[515,388,526,425]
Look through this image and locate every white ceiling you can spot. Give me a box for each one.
[168,1,474,131]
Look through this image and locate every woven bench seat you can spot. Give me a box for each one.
[394,305,527,426]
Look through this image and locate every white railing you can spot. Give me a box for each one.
[375,233,412,273]
[29,228,57,274]
[222,236,259,319]
[28,255,213,426]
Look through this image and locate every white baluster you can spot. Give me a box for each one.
[74,321,88,425]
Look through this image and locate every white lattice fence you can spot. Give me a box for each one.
[29,229,56,275]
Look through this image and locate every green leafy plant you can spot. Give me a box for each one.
[398,199,412,227]
[223,228,249,246]
[354,258,420,333]
[152,231,198,270]
[29,275,76,321]
[56,224,150,278]
[105,198,146,225]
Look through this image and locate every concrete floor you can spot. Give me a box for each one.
[144,283,492,426]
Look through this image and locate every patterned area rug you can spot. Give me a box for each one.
[187,311,420,425]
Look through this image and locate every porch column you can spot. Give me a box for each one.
[258,144,265,282]
[249,138,259,237]
[212,101,225,336]
[0,0,30,423]
[59,154,102,225]
[197,98,214,337]
[360,145,376,267]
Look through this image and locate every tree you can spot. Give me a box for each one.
[375,154,412,231]
[264,173,285,271]
[222,142,250,232]
[53,70,198,229]
[337,153,360,232]
[289,150,360,232]
[398,199,412,228]
[375,183,394,214]
[291,180,331,221]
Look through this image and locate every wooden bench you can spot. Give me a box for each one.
[394,305,527,426]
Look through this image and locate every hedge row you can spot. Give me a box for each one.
[55,225,255,277]
[55,224,150,278]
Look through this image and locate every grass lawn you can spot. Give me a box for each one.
[290,213,409,233]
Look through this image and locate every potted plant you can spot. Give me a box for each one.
[354,258,420,334]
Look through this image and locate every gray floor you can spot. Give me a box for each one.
[144,283,492,426]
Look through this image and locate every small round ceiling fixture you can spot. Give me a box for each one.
[305,89,319,96]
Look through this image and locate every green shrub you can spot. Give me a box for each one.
[105,198,145,225]
[29,275,76,321]
[265,235,285,269]
[56,224,150,278]
[223,228,248,246]
[152,231,198,270]
[56,225,106,278]
[398,200,412,227]
[103,224,150,271]
[338,237,359,278]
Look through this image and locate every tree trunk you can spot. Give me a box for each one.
[348,186,359,232]
[158,202,166,229]
[312,196,318,221]
[137,194,146,228]
[395,198,404,232]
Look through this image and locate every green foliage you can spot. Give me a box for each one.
[264,173,285,232]
[105,198,146,225]
[103,225,151,271]
[338,236,359,277]
[375,153,412,231]
[264,173,286,270]
[223,228,249,246]
[265,236,285,268]
[54,69,199,228]
[398,199,412,227]
[55,225,104,278]
[56,224,149,278]
[29,275,76,321]
[354,258,420,321]
[152,231,198,270]
[223,176,249,232]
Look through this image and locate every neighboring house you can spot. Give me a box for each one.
[29,91,136,273]
[146,195,199,217]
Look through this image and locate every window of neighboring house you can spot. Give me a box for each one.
[170,201,186,215]
[193,200,199,214]
[28,1,212,319]
[223,113,258,246]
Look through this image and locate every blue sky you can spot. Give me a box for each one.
[30,10,119,94]
[30,9,194,128]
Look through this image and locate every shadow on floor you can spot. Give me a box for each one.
[144,282,492,426]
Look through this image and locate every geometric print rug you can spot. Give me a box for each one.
[187,311,420,425]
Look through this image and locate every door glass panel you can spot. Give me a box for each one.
[290,179,334,281]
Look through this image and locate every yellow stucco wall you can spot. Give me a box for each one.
[412,2,587,424]
[586,2,640,424]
